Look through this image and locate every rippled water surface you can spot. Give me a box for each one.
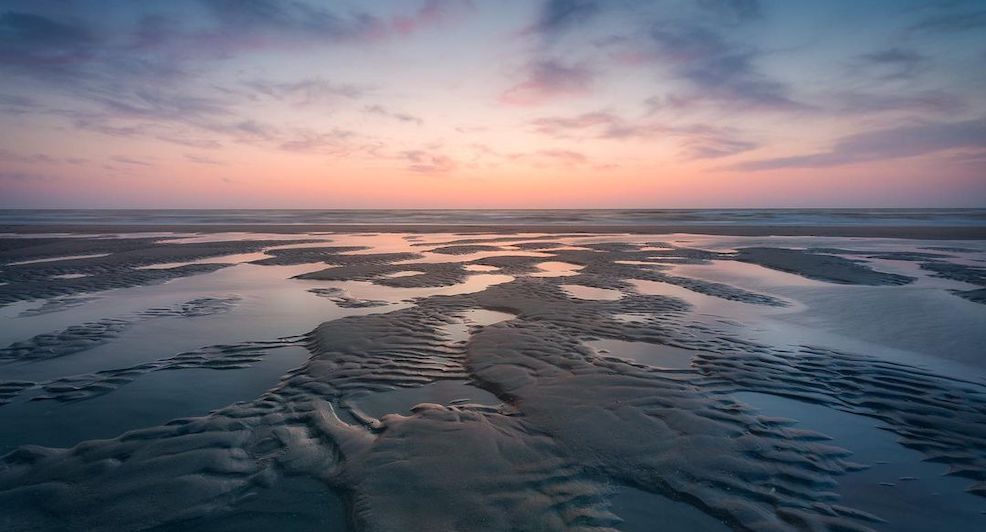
[3,208,986,226]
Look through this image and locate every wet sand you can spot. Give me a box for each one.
[1,229,985,531]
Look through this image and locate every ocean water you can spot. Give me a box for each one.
[1,208,985,226]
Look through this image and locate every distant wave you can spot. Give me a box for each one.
[1,209,984,226]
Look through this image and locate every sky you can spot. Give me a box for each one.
[0,0,984,208]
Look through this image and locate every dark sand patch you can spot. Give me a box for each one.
[735,247,915,285]
[307,287,390,308]
[0,297,239,362]
[429,244,507,255]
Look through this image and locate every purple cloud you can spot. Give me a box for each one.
[645,23,802,110]
[530,0,600,36]
[364,104,423,126]
[500,59,594,106]
[531,111,758,159]
[853,48,928,80]
[729,119,986,170]
[244,78,367,105]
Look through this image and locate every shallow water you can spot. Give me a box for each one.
[610,485,731,532]
[5,253,111,265]
[587,339,697,370]
[733,392,986,532]
[561,284,624,300]
[530,261,584,277]
[1,229,984,531]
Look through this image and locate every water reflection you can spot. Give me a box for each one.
[586,339,696,370]
[734,392,986,531]
[530,261,583,277]
[560,284,623,301]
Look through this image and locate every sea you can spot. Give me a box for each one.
[1,208,985,226]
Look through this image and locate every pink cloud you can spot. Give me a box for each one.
[499,60,594,106]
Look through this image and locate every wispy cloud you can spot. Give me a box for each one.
[278,128,356,154]
[364,104,423,126]
[184,153,224,165]
[831,90,962,115]
[111,155,154,166]
[909,8,986,33]
[0,11,97,74]
[0,149,86,166]
[0,170,61,181]
[529,0,600,36]
[402,149,456,173]
[852,48,928,80]
[244,78,368,106]
[500,59,594,105]
[531,110,759,159]
[507,148,589,167]
[197,0,384,49]
[530,111,623,136]
[729,119,986,170]
[644,23,802,110]
[389,0,474,35]
[696,0,762,22]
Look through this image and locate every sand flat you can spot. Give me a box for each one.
[1,228,985,530]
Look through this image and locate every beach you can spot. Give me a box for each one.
[1,217,985,531]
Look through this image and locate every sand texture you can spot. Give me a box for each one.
[1,230,985,531]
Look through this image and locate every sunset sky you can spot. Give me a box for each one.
[1,0,984,208]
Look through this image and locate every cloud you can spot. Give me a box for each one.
[729,119,986,170]
[187,119,280,146]
[910,9,986,33]
[530,0,760,37]
[364,104,423,126]
[832,90,962,115]
[93,89,231,122]
[156,135,223,150]
[0,170,60,181]
[537,148,587,164]
[0,1,462,88]
[508,149,589,166]
[696,0,761,22]
[71,118,148,138]
[111,155,153,166]
[522,1,788,111]
[402,149,456,173]
[852,48,928,80]
[278,128,355,154]
[198,0,382,47]
[0,149,86,166]
[244,78,367,105]
[530,0,600,36]
[184,153,224,165]
[0,2,454,163]
[530,110,759,158]
[0,9,184,86]
[530,111,640,138]
[676,125,759,159]
[0,11,96,65]
[389,0,474,35]
[0,93,37,111]
[645,23,801,110]
[199,0,472,51]
[500,59,594,105]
